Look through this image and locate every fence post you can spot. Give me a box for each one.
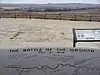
[15,13,16,19]
[0,13,1,19]
[59,13,61,20]
[74,15,76,21]
[45,12,46,19]
[29,13,31,19]
[90,16,92,22]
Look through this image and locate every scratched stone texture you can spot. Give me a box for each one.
[0,48,100,75]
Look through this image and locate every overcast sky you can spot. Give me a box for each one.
[0,0,100,4]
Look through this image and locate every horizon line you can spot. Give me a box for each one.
[0,3,100,4]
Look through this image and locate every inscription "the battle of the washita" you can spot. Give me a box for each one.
[10,48,95,53]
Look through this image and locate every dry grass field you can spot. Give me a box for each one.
[0,18,100,49]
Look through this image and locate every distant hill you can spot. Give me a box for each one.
[0,3,100,9]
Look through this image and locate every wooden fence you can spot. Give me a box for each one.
[0,12,100,22]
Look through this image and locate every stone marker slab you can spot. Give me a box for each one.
[0,48,100,75]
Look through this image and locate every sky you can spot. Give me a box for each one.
[0,0,100,4]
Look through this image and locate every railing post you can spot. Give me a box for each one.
[59,13,61,20]
[75,15,76,21]
[15,13,16,19]
[0,13,1,19]
[30,13,31,19]
[45,12,46,19]
[90,16,92,22]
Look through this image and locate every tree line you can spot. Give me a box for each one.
[2,7,100,12]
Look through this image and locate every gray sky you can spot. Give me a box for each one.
[0,0,100,4]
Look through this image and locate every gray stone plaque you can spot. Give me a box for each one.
[0,48,100,75]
